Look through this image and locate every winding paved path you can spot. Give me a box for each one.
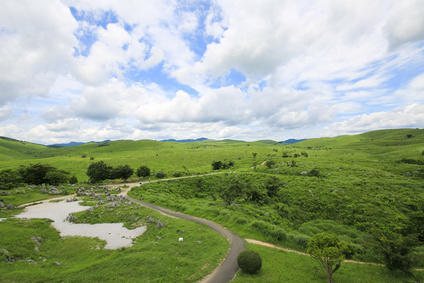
[117,174,245,283]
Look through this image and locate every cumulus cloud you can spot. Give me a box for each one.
[327,104,424,135]
[0,0,77,104]
[1,1,424,144]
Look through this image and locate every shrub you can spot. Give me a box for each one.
[69,176,78,184]
[235,217,248,224]
[237,250,262,274]
[308,169,320,177]
[272,227,287,241]
[156,171,166,178]
[173,172,183,177]
[212,161,223,170]
[265,160,275,168]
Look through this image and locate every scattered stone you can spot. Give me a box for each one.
[300,171,308,175]
[156,220,164,229]
[178,237,183,242]
[146,216,155,223]
[66,197,78,202]
[55,261,62,266]
[66,215,77,222]
[156,235,161,240]
[6,204,14,210]
[106,202,118,208]
[49,187,62,195]
[0,248,9,255]
[99,200,104,205]
[0,201,5,208]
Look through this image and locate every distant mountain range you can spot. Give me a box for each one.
[48,140,111,147]
[46,137,306,147]
[161,137,208,142]
[279,139,307,144]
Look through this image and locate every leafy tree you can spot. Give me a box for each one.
[0,169,23,190]
[19,163,53,185]
[45,170,69,186]
[252,152,257,158]
[307,233,348,283]
[111,165,134,180]
[86,161,112,183]
[136,165,151,178]
[69,176,78,184]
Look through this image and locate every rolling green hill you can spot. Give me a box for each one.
[0,129,423,181]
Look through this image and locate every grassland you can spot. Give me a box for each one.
[1,128,424,282]
[233,244,422,282]
[0,186,229,282]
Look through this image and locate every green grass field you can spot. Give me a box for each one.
[1,128,424,282]
[233,244,423,282]
[0,187,229,282]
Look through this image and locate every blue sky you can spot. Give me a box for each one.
[0,0,423,144]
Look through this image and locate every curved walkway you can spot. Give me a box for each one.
[118,175,245,283]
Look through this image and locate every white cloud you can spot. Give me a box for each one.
[327,104,424,135]
[0,0,77,104]
[1,1,424,144]
[0,105,12,121]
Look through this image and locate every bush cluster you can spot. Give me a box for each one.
[211,160,235,170]
[87,161,134,183]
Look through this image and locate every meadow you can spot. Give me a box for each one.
[0,185,229,282]
[1,128,424,282]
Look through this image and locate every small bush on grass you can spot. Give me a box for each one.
[156,171,166,178]
[237,250,262,274]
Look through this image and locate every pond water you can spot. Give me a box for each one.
[16,200,146,249]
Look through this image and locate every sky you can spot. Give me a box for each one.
[0,0,424,144]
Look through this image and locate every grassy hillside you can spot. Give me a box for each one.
[0,129,423,181]
[1,128,423,282]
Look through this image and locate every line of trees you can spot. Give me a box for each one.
[0,164,76,189]
[86,161,152,183]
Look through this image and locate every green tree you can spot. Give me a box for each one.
[307,233,348,283]
[111,165,134,180]
[0,169,23,190]
[136,166,151,178]
[19,163,53,185]
[45,170,69,185]
[86,161,112,183]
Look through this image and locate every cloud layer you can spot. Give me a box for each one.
[0,0,423,144]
